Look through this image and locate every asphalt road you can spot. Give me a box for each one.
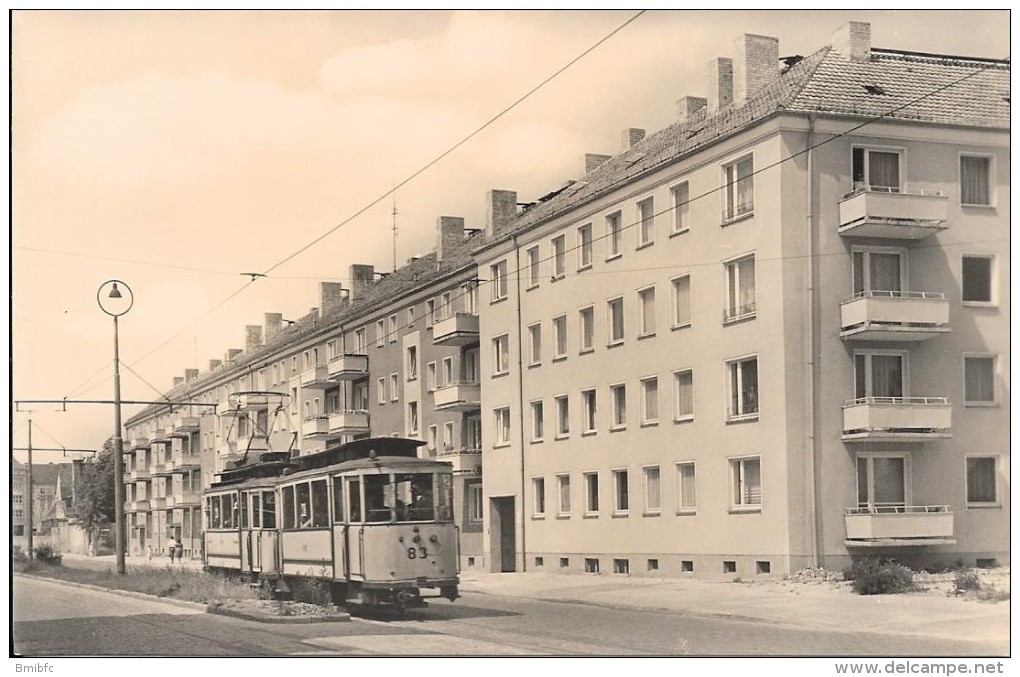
[12,575,1002,657]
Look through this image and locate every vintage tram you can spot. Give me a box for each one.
[203,437,460,608]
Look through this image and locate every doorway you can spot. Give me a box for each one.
[490,496,516,573]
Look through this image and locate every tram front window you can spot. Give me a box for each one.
[364,474,392,523]
[394,473,436,522]
[262,491,276,528]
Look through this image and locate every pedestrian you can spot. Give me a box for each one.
[175,538,184,564]
[168,538,176,564]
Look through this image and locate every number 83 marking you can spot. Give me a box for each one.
[407,547,428,559]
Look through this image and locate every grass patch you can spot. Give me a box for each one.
[15,560,261,604]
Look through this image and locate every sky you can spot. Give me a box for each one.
[10,9,1011,462]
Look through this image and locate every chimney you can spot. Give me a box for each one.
[209,359,222,370]
[676,96,708,123]
[733,33,780,107]
[707,57,733,111]
[184,368,199,382]
[583,153,611,175]
[437,216,465,263]
[173,377,184,387]
[320,282,344,316]
[484,189,517,238]
[225,348,243,362]
[831,22,871,62]
[349,264,375,301]
[264,312,283,342]
[620,128,646,151]
[245,325,263,353]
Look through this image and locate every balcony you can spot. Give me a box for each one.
[171,415,200,436]
[235,392,272,410]
[129,437,150,452]
[838,189,949,239]
[434,381,482,412]
[327,410,370,436]
[129,468,151,481]
[433,313,480,346]
[177,490,201,506]
[173,455,201,471]
[840,291,950,341]
[150,496,167,510]
[302,416,331,438]
[327,354,369,381]
[842,397,952,441]
[150,430,170,443]
[845,505,955,546]
[435,447,482,473]
[150,463,171,477]
[301,365,333,390]
[130,500,150,512]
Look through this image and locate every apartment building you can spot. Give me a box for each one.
[473,23,1008,576]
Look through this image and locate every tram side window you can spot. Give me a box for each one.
[332,477,345,523]
[437,473,453,521]
[251,493,261,528]
[282,485,296,529]
[262,490,276,528]
[311,479,329,528]
[240,493,249,528]
[348,478,362,522]
[207,498,219,529]
[394,473,436,522]
[224,494,238,529]
[365,474,392,523]
[297,482,312,528]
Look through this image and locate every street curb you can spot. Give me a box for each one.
[207,604,352,624]
[16,573,209,612]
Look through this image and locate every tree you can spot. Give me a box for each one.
[71,437,116,556]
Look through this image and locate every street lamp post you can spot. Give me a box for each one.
[98,280,133,574]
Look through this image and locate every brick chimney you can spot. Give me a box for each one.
[245,325,263,353]
[584,153,611,175]
[484,189,517,238]
[733,33,780,107]
[676,95,708,123]
[349,264,375,301]
[225,348,243,362]
[208,358,222,370]
[437,216,465,263]
[264,313,283,342]
[707,57,733,111]
[832,22,871,62]
[620,128,646,151]
[320,282,345,316]
[184,368,198,382]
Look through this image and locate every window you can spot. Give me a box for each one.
[528,323,542,366]
[443,421,454,450]
[607,297,624,345]
[610,384,626,429]
[426,299,436,327]
[964,355,995,405]
[723,155,754,221]
[671,181,690,234]
[613,469,629,514]
[581,389,597,434]
[676,462,696,513]
[671,275,691,328]
[856,454,905,509]
[354,328,366,352]
[731,457,762,509]
[673,370,694,422]
[406,346,418,381]
[852,147,901,192]
[960,155,992,206]
[966,456,998,505]
[852,248,903,294]
[552,235,566,279]
[585,558,600,574]
[637,197,655,246]
[527,246,540,288]
[638,286,656,336]
[530,400,544,442]
[584,472,599,514]
[533,478,546,516]
[468,483,483,522]
[491,261,508,301]
[613,559,629,575]
[441,356,454,387]
[579,306,595,352]
[728,356,759,420]
[407,401,419,435]
[606,211,622,259]
[376,320,385,347]
[389,373,399,402]
[578,223,593,269]
[407,306,416,326]
[427,425,438,452]
[557,474,571,515]
[426,361,437,392]
[640,377,658,425]
[724,254,755,323]
[643,466,661,514]
[854,352,903,399]
[464,282,478,314]
[493,334,510,375]
[555,395,570,438]
[962,255,994,304]
[388,314,398,342]
[494,407,511,446]
[439,292,452,321]
[553,315,567,358]
[376,377,387,404]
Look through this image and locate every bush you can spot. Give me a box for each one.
[33,544,63,565]
[844,557,916,595]
[954,570,982,594]
[13,545,28,563]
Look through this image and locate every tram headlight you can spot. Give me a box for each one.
[429,535,438,543]
[413,535,421,544]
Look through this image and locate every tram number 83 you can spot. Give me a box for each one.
[407,546,428,559]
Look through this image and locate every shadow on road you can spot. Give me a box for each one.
[349,601,522,623]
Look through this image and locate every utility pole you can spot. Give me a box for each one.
[26,414,34,559]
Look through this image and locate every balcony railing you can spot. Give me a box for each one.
[129,468,151,481]
[129,437,150,452]
[301,365,333,389]
[842,396,951,441]
[434,447,483,473]
[838,189,949,239]
[150,496,167,509]
[723,303,756,325]
[845,505,954,545]
[328,410,370,435]
[173,454,201,471]
[433,312,481,346]
[130,500,150,512]
[840,290,950,341]
[721,200,754,224]
[302,416,331,438]
[434,381,482,411]
[171,415,200,436]
[327,354,369,381]
[169,490,201,507]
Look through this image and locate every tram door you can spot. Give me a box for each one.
[339,476,361,579]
